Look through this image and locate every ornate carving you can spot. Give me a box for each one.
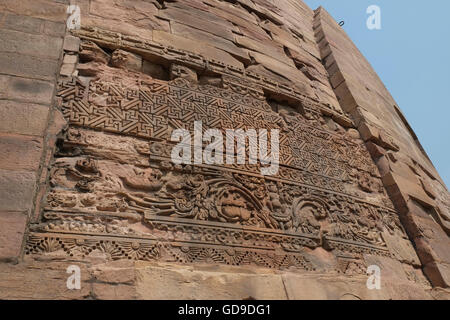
[25,233,314,271]
[291,197,328,235]
[56,75,386,200]
[71,26,351,124]
[26,41,412,272]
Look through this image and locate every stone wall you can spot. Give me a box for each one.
[0,0,448,299]
[0,0,68,263]
[314,7,450,288]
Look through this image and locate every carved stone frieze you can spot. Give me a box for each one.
[26,37,417,272]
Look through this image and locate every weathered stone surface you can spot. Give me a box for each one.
[0,259,91,299]
[92,283,137,300]
[430,287,450,300]
[79,41,110,64]
[406,205,450,265]
[0,75,55,105]
[42,20,66,37]
[77,61,103,77]
[0,1,66,279]
[424,262,450,288]
[157,7,237,42]
[0,52,59,81]
[152,30,244,69]
[0,134,43,171]
[170,63,198,82]
[0,211,27,262]
[315,6,449,288]
[1,12,43,34]
[235,35,295,67]
[0,0,67,22]
[0,100,49,136]
[91,260,136,284]
[63,35,80,53]
[86,0,169,39]
[0,169,36,212]
[171,22,251,65]
[60,63,76,77]
[135,263,288,300]
[0,29,63,60]
[142,60,169,80]
[63,54,78,65]
[282,273,387,300]
[250,51,314,95]
[110,49,143,72]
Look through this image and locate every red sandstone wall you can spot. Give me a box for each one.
[315,7,450,287]
[0,0,68,262]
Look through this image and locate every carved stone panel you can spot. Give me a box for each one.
[26,37,417,273]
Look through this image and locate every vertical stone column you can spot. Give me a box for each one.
[314,7,450,287]
[0,0,68,262]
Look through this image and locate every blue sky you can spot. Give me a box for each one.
[303,0,450,188]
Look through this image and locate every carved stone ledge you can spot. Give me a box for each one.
[25,232,315,271]
[71,27,353,126]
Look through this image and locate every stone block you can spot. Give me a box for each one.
[0,259,91,299]
[153,30,244,70]
[63,35,80,52]
[406,200,450,265]
[2,13,42,34]
[424,262,450,288]
[110,49,142,72]
[77,62,102,77]
[87,0,168,37]
[0,75,55,105]
[0,134,43,171]
[235,35,294,67]
[0,169,36,212]
[60,63,75,77]
[91,260,135,284]
[135,262,287,300]
[379,231,421,266]
[92,283,137,300]
[358,121,380,142]
[282,273,388,300]
[0,211,27,262]
[157,6,236,42]
[376,155,391,177]
[42,20,66,37]
[0,52,59,81]
[171,22,250,65]
[249,51,314,96]
[366,141,386,159]
[79,41,110,64]
[63,54,78,65]
[363,255,417,286]
[334,81,357,112]
[0,0,67,22]
[170,63,198,82]
[385,173,434,207]
[0,100,49,136]
[330,69,345,89]
[0,29,63,60]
